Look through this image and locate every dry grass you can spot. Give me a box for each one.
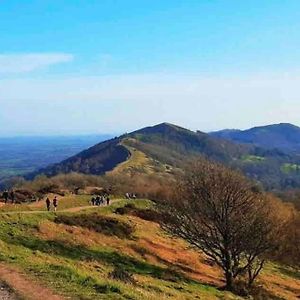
[0,196,299,299]
[109,141,155,175]
[36,204,300,299]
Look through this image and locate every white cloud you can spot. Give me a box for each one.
[0,53,73,74]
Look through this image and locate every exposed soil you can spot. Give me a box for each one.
[0,264,64,300]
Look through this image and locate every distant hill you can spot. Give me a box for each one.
[33,122,254,176]
[32,123,300,191]
[210,123,300,152]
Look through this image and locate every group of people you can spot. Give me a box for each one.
[125,193,137,200]
[2,190,15,204]
[90,195,110,206]
[45,196,58,211]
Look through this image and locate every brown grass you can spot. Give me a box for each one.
[30,199,300,300]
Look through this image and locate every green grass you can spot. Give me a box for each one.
[0,197,297,300]
[281,163,300,173]
[241,155,265,163]
[0,199,228,299]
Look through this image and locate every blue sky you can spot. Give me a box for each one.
[1,0,300,135]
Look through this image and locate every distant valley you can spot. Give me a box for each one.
[0,134,112,182]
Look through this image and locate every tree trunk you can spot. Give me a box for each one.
[225,271,234,290]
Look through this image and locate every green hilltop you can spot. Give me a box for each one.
[32,123,300,191]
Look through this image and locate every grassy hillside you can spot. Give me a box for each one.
[31,138,131,179]
[31,123,300,191]
[0,196,299,299]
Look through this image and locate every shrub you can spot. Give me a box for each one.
[114,204,161,222]
[55,213,135,239]
[109,266,135,284]
[93,283,121,294]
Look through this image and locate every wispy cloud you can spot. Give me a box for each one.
[0,53,73,74]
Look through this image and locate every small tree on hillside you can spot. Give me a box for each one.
[159,159,278,291]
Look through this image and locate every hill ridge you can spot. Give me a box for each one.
[211,122,300,152]
[30,122,300,190]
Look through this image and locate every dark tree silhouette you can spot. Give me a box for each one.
[159,159,279,290]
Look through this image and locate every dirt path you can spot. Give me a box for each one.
[0,199,123,215]
[0,264,64,300]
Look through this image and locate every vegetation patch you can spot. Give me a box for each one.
[230,280,284,299]
[242,155,265,163]
[114,203,161,222]
[55,213,135,239]
[281,163,300,173]
[108,266,136,284]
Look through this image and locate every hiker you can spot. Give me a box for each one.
[2,190,9,204]
[91,197,95,206]
[10,190,15,204]
[46,198,51,211]
[95,196,100,206]
[53,196,58,212]
[106,196,110,206]
[100,195,104,205]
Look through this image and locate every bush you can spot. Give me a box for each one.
[134,208,161,222]
[38,183,62,195]
[55,213,135,239]
[114,204,135,215]
[109,266,135,284]
[114,204,161,222]
[14,189,36,203]
[231,280,284,299]
[93,283,121,294]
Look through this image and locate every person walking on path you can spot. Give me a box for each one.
[100,195,104,205]
[95,196,100,206]
[10,190,15,204]
[53,196,58,212]
[106,196,110,206]
[46,198,51,211]
[2,190,9,204]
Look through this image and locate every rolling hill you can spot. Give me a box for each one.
[32,123,300,190]
[210,123,300,153]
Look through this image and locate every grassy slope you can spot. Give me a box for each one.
[0,197,299,299]
[109,140,174,177]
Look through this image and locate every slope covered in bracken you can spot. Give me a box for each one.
[0,197,298,299]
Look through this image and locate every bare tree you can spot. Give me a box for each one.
[159,159,278,291]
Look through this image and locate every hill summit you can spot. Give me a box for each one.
[33,122,250,177]
[32,122,300,190]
